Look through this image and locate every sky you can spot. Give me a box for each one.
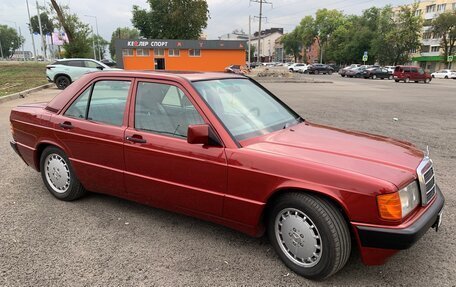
[1,0,412,57]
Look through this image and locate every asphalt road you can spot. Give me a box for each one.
[1,76,455,286]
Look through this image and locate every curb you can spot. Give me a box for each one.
[254,79,333,84]
[0,83,54,104]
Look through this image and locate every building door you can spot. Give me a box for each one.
[154,58,165,70]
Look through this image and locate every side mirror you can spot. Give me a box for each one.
[187,124,221,146]
[96,65,104,70]
[187,124,209,145]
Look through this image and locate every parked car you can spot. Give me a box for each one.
[307,64,334,74]
[338,64,360,77]
[46,58,118,90]
[431,69,455,79]
[296,64,309,73]
[393,66,432,83]
[363,67,393,80]
[384,66,396,74]
[289,63,306,72]
[225,65,244,74]
[345,66,366,78]
[10,71,444,280]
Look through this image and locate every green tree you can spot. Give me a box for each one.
[48,2,92,58]
[297,16,318,54]
[132,0,209,39]
[0,25,25,58]
[90,34,109,59]
[30,12,54,35]
[370,6,396,65]
[431,11,456,66]
[314,9,346,62]
[386,4,422,65]
[281,30,301,62]
[109,27,140,59]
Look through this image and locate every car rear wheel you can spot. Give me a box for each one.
[268,192,351,280]
[40,146,87,201]
[55,75,71,90]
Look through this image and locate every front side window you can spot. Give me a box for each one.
[135,82,204,138]
[188,49,201,57]
[64,80,131,126]
[193,79,299,141]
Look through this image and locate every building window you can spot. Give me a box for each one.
[136,49,150,56]
[431,46,440,52]
[154,48,165,57]
[422,32,432,40]
[122,49,133,56]
[168,49,180,57]
[426,4,436,13]
[188,49,201,57]
[437,4,446,11]
[421,45,431,53]
[410,48,417,53]
[415,9,422,16]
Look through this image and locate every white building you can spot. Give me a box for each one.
[250,28,284,63]
[218,29,249,41]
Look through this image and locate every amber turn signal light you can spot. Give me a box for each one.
[377,192,402,220]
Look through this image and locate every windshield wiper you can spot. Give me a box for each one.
[283,116,304,129]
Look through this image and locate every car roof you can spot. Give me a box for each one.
[56,58,100,62]
[45,70,246,112]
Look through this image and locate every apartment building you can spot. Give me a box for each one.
[410,0,456,71]
[250,28,284,63]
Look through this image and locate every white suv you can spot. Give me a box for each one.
[46,58,117,89]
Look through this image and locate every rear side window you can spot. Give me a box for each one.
[67,60,84,67]
[64,80,131,126]
[84,61,99,68]
[411,68,418,73]
[404,67,411,72]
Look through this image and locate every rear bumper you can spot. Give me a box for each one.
[356,185,444,250]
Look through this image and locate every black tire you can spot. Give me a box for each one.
[432,75,435,78]
[40,146,87,201]
[444,76,448,79]
[341,74,345,77]
[395,79,399,82]
[55,75,71,90]
[267,192,351,280]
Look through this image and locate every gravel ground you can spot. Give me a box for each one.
[0,76,455,286]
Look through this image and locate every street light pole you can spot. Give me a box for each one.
[90,26,96,60]
[36,0,47,59]
[85,15,101,60]
[26,0,37,61]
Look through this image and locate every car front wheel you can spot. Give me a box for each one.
[268,192,351,280]
[40,146,87,201]
[55,75,71,90]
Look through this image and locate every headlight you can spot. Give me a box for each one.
[377,181,420,220]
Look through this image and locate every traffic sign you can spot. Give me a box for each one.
[448,55,454,62]
[362,55,368,62]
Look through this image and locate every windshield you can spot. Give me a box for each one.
[192,78,300,141]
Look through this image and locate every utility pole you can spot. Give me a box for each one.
[36,0,47,59]
[26,0,37,61]
[251,0,272,65]
[91,26,96,60]
[85,15,101,60]
[248,15,251,68]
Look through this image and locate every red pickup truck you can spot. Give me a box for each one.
[9,71,444,279]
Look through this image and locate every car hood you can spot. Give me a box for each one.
[241,122,423,188]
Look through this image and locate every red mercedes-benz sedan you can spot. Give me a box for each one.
[9,71,444,279]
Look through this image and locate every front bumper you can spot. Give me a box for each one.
[356,185,444,250]
[10,140,28,165]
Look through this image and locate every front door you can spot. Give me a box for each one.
[124,80,227,216]
[154,58,165,70]
[52,79,133,195]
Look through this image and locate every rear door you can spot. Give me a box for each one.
[51,78,133,195]
[123,80,227,216]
